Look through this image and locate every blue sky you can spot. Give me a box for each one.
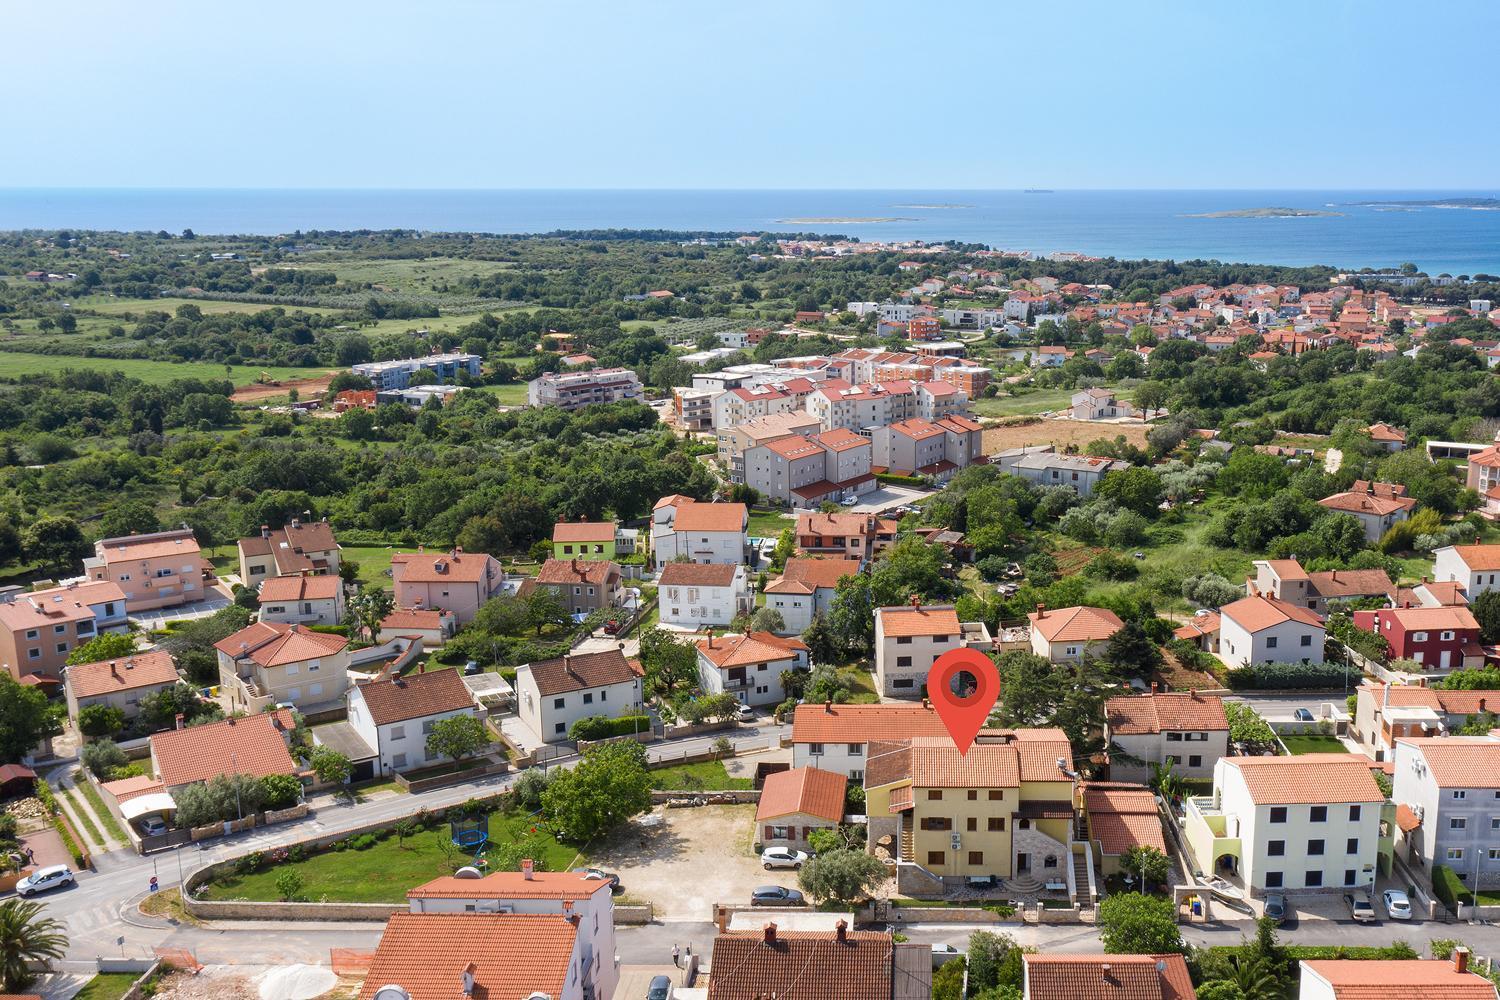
[4,0,1497,189]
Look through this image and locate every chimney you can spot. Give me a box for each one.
[419,661,426,673]
[909,593,920,607]
[521,859,534,881]
[461,962,477,996]
[1455,947,1470,975]
[1149,681,1158,694]
[260,525,271,539]
[175,713,185,730]
[763,922,777,944]
[1035,603,1046,618]
[922,697,930,710]
[110,661,120,679]
[1331,569,1338,582]
[835,919,848,943]
[291,516,301,528]
[1404,601,1411,609]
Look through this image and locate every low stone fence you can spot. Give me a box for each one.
[395,758,505,794]
[663,718,737,740]
[615,903,654,924]
[1027,903,1091,924]
[888,906,1008,925]
[185,896,403,922]
[650,790,760,805]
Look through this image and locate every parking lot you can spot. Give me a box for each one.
[850,484,934,514]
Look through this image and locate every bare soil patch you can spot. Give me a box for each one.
[982,418,1151,454]
[230,373,337,403]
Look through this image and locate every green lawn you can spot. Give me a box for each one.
[972,386,1084,417]
[648,760,752,791]
[475,383,530,405]
[341,543,421,584]
[200,813,583,903]
[838,666,880,703]
[74,294,344,318]
[1281,735,1347,755]
[71,973,142,1000]
[746,509,795,540]
[77,778,129,843]
[0,350,331,387]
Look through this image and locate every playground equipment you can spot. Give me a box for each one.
[450,812,490,867]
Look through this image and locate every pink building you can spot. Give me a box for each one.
[83,527,208,613]
[389,549,506,625]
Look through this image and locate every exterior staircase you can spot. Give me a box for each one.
[899,812,915,862]
[1073,851,1094,908]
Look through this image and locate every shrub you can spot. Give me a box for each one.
[1432,864,1471,908]
[569,715,651,741]
[276,870,305,902]
[235,852,264,875]
[1225,661,1350,691]
[352,833,378,851]
[82,740,129,779]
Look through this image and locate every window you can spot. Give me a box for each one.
[1310,805,1327,822]
[27,649,39,660]
[1349,805,1362,822]
[554,722,566,735]
[286,664,299,676]
[896,656,912,668]
[24,629,37,640]
[1265,871,1283,888]
[1346,838,1360,854]
[849,770,863,782]
[553,697,565,710]
[1266,636,1278,649]
[967,790,978,801]
[927,790,942,801]
[967,818,977,832]
[1413,631,1429,643]
[422,720,435,735]
[1453,790,1468,800]
[988,817,1004,831]
[309,683,323,697]
[583,692,593,705]
[1490,849,1500,861]
[1305,871,1323,888]
[390,725,406,740]
[1451,817,1467,830]
[392,753,406,769]
[56,643,67,654]
[1307,839,1325,856]
[807,743,824,755]
[927,851,946,866]
[1442,631,1455,641]
[1268,840,1285,857]
[893,678,914,689]
[968,851,984,866]
[1189,755,1202,768]
[988,790,1003,801]
[1345,869,1357,886]
[1448,848,1465,861]
[309,660,320,672]
[1166,732,1183,742]
[1300,635,1312,647]
[53,624,65,634]
[896,636,912,645]
[1493,818,1500,831]
[1270,807,1288,823]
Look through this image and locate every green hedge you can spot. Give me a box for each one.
[876,472,925,486]
[570,715,652,741]
[307,624,350,637]
[1225,660,1349,690]
[1432,864,1471,907]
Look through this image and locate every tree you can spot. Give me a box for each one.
[1119,846,1170,889]
[1472,590,1500,644]
[932,960,965,1000]
[965,930,1023,996]
[172,774,266,827]
[1097,892,1183,955]
[524,588,569,635]
[771,527,796,570]
[77,704,125,739]
[796,848,888,906]
[1182,573,1241,609]
[98,501,160,539]
[276,870,305,902]
[637,627,700,702]
[309,746,352,786]
[348,586,395,642]
[0,677,63,763]
[426,715,491,763]
[1134,381,1168,419]
[339,407,377,441]
[1105,621,1163,678]
[746,607,784,634]
[81,739,129,778]
[1094,467,1165,517]
[541,741,652,841]
[21,515,90,573]
[994,650,1057,728]
[66,632,137,665]
[1223,701,1276,746]
[0,899,67,993]
[260,773,304,810]
[1440,667,1500,690]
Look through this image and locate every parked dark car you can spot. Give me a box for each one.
[750,885,804,906]
[646,974,673,1000]
[1263,893,1288,925]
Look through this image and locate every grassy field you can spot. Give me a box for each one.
[0,350,330,387]
[71,973,141,1000]
[341,543,422,584]
[649,760,753,791]
[74,294,344,317]
[980,418,1151,454]
[292,257,517,291]
[972,386,1086,417]
[746,509,795,540]
[1281,735,1347,755]
[474,383,530,405]
[200,813,583,903]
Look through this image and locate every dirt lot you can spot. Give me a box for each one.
[982,417,1151,454]
[589,804,770,920]
[229,373,337,403]
[149,966,358,1000]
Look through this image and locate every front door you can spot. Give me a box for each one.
[1440,649,1452,670]
[1017,852,1030,873]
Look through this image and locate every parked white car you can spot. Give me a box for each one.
[760,848,810,870]
[1383,889,1412,920]
[16,865,74,897]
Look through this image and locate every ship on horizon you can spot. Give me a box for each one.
[1023,188,1054,194]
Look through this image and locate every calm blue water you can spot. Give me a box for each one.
[1,188,1496,274]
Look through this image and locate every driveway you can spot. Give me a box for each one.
[588,804,770,920]
[850,485,934,514]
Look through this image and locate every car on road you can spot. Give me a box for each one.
[736,703,755,721]
[761,848,810,870]
[602,619,622,636]
[16,865,74,897]
[138,816,168,837]
[1263,893,1288,925]
[1294,708,1315,722]
[646,974,673,1000]
[573,867,622,892]
[1383,889,1413,920]
[1345,892,1377,923]
[750,885,804,906]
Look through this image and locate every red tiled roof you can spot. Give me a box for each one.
[1024,953,1196,1000]
[1301,959,1497,999]
[1082,783,1166,856]
[357,912,578,1000]
[551,521,616,544]
[1221,594,1323,632]
[380,609,449,631]
[791,702,950,744]
[1106,692,1228,735]
[877,604,960,638]
[533,558,619,587]
[151,711,296,788]
[1319,490,1417,516]
[1395,737,1500,789]
[658,562,740,587]
[65,650,179,699]
[1029,606,1123,643]
[814,427,871,453]
[1447,544,1500,572]
[672,502,748,533]
[257,575,341,602]
[94,529,200,565]
[706,929,895,1000]
[214,621,348,667]
[1173,613,1220,641]
[1224,754,1384,804]
[523,649,637,697]
[390,550,501,584]
[756,766,847,824]
[765,557,863,595]
[0,582,126,631]
[697,631,806,668]
[354,669,474,727]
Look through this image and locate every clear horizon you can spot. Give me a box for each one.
[1,186,1495,193]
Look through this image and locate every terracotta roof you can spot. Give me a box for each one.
[407,870,608,900]
[0,582,126,630]
[1301,959,1497,999]
[1368,422,1407,442]
[390,550,501,584]
[791,702,951,744]
[214,621,348,667]
[1375,605,1481,632]
[99,773,164,804]
[659,562,741,587]
[551,520,616,544]
[239,521,339,574]
[866,731,1071,789]
[1395,803,1422,833]
[1221,594,1323,632]
[672,502,747,533]
[1359,682,1443,711]
[1414,581,1470,606]
[1028,606,1124,643]
[706,929,895,1000]
[256,575,341,602]
[151,711,296,788]
[1446,544,1500,572]
[65,650,179,699]
[1082,783,1166,856]
[380,609,449,631]
[765,557,863,595]
[1307,568,1394,599]
[1223,754,1384,804]
[1024,953,1196,1000]
[876,604,960,638]
[765,436,824,461]
[1434,689,1500,714]
[1106,692,1228,736]
[798,512,877,537]
[1396,737,1500,788]
[756,766,847,824]
[523,649,637,697]
[938,414,984,433]
[354,670,474,727]
[94,528,200,564]
[1173,613,1220,641]
[888,417,945,441]
[814,427,870,453]
[533,558,619,587]
[698,631,806,668]
[357,912,578,1000]
[1319,490,1417,516]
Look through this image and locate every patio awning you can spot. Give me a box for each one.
[888,786,914,813]
[120,792,178,821]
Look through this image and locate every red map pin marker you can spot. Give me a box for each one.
[928,647,1001,756]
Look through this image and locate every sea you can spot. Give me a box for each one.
[0,188,1496,275]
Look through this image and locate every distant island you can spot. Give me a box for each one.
[1184,207,1343,219]
[1347,197,1500,210]
[776,216,916,224]
[1024,189,1054,194]
[892,203,973,209]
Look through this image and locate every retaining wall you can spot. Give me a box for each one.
[650,790,760,805]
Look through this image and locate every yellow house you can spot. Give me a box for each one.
[864,728,1081,897]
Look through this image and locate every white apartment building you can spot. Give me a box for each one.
[657,561,750,628]
[873,602,992,698]
[526,367,644,410]
[710,377,816,430]
[1218,594,1325,667]
[344,668,480,775]
[649,497,749,566]
[352,352,481,390]
[695,630,808,707]
[514,649,642,744]
[1391,736,1500,889]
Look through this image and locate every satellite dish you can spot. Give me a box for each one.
[454,866,483,879]
[373,987,411,1000]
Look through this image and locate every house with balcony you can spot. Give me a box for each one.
[695,630,808,708]
[352,352,481,390]
[1027,604,1123,663]
[63,650,180,729]
[1184,754,1386,898]
[389,549,506,625]
[716,411,822,473]
[1391,735,1500,891]
[1250,558,1395,613]
[874,601,993,698]
[1104,690,1229,784]
[523,559,624,618]
[343,668,480,776]
[1433,544,1500,599]
[795,512,898,564]
[1352,604,1484,674]
[526,366,643,410]
[994,447,1128,497]
[649,497,749,566]
[84,526,208,613]
[514,649,642,744]
[1218,592,1325,667]
[657,562,750,629]
[1071,387,1140,420]
[0,581,127,685]
[256,574,345,626]
[1353,682,1500,758]
[791,702,951,781]
[763,557,862,634]
[236,518,341,583]
[215,621,352,715]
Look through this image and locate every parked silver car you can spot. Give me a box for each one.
[16,865,74,897]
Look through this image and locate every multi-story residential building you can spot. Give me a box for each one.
[994,447,1128,497]
[649,497,748,566]
[526,367,644,410]
[1218,593,1325,667]
[710,377,816,430]
[523,559,624,618]
[1352,604,1484,673]
[0,581,127,684]
[1318,481,1417,542]
[389,549,506,625]
[1433,544,1500,599]
[864,729,1078,888]
[1028,604,1123,663]
[215,621,352,714]
[84,526,208,613]
[256,574,346,626]
[695,630,808,707]
[514,649,642,744]
[671,385,720,430]
[794,511,898,565]
[1184,754,1385,897]
[1299,954,1497,1000]
[1392,735,1500,891]
[755,765,847,852]
[343,668,480,776]
[351,352,481,390]
[873,601,993,697]
[739,428,875,506]
[658,562,749,628]
[1024,954,1196,1000]
[236,518,342,582]
[1104,690,1229,784]
[1250,558,1394,613]
[791,702,951,781]
[707,922,929,1000]
[764,557,862,634]
[551,520,619,560]
[1353,682,1500,758]
[715,410,822,469]
[1071,388,1140,420]
[403,871,619,1000]
[63,650,180,729]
